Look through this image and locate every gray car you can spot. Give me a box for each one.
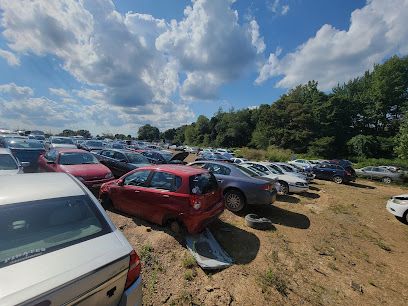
[355,166,403,184]
[46,136,77,150]
[0,173,142,305]
[189,161,277,212]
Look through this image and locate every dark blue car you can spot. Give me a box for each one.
[0,137,45,172]
[313,163,356,184]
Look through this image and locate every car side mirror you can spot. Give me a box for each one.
[21,161,30,168]
[117,179,124,186]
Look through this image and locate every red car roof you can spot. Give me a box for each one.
[137,164,207,177]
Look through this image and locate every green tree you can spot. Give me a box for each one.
[76,129,91,138]
[138,124,160,141]
[395,115,408,159]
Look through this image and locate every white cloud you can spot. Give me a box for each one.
[0,83,33,97]
[267,0,290,16]
[257,0,408,90]
[49,88,71,98]
[156,0,264,100]
[0,48,20,66]
[281,5,290,15]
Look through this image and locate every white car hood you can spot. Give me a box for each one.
[0,169,20,176]
[0,230,131,305]
[51,144,77,149]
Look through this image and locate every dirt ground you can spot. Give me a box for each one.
[107,171,408,305]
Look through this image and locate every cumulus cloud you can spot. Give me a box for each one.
[0,83,33,97]
[257,0,408,90]
[49,88,71,98]
[0,48,20,66]
[156,0,265,100]
[0,0,264,131]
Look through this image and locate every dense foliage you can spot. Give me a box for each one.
[158,56,408,160]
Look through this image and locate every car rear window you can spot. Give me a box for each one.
[0,196,111,268]
[5,138,44,149]
[0,154,18,170]
[189,173,218,195]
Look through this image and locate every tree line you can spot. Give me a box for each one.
[152,55,408,160]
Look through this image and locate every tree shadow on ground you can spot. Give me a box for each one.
[249,205,311,229]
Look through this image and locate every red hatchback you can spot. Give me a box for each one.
[99,165,224,234]
[38,148,114,188]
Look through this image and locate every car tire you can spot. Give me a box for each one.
[382,177,392,184]
[333,175,343,184]
[224,189,246,212]
[245,214,273,230]
[277,181,289,195]
[100,195,112,210]
[169,220,185,235]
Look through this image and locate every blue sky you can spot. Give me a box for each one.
[0,0,406,135]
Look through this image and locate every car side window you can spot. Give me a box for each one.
[364,167,372,171]
[149,171,182,191]
[45,150,57,162]
[124,170,151,186]
[113,152,126,161]
[371,167,380,172]
[101,150,114,158]
[205,164,231,175]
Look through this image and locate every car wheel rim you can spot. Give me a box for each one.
[276,182,288,195]
[383,178,391,184]
[226,194,241,210]
[334,177,342,184]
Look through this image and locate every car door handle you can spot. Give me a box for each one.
[134,190,140,193]
[217,179,223,183]
[162,194,170,198]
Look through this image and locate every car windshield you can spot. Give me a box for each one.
[5,138,44,149]
[59,152,99,165]
[189,173,218,194]
[33,135,45,141]
[0,195,111,268]
[267,164,283,174]
[221,152,233,159]
[0,154,18,170]
[126,153,149,164]
[86,141,103,147]
[159,151,173,162]
[280,164,294,172]
[51,138,74,145]
[112,143,125,149]
[235,165,258,177]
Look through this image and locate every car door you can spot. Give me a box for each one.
[203,163,231,188]
[370,167,382,180]
[40,150,58,172]
[142,171,187,225]
[112,151,128,177]
[110,170,152,217]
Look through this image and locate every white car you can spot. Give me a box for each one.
[232,158,248,164]
[0,173,142,305]
[268,162,311,182]
[241,162,309,195]
[46,136,77,150]
[386,194,408,224]
[0,148,29,175]
[288,159,313,170]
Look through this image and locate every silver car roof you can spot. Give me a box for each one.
[0,173,85,206]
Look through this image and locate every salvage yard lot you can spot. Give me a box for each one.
[107,178,408,306]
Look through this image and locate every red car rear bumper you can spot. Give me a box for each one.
[182,200,224,234]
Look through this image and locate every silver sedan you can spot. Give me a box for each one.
[0,173,142,305]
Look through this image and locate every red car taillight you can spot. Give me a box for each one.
[189,195,202,210]
[125,250,141,290]
[260,184,272,191]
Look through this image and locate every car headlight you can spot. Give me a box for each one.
[105,172,113,179]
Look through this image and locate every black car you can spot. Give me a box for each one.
[93,149,150,177]
[0,137,45,172]
[80,140,105,151]
[140,150,188,164]
[312,163,356,184]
